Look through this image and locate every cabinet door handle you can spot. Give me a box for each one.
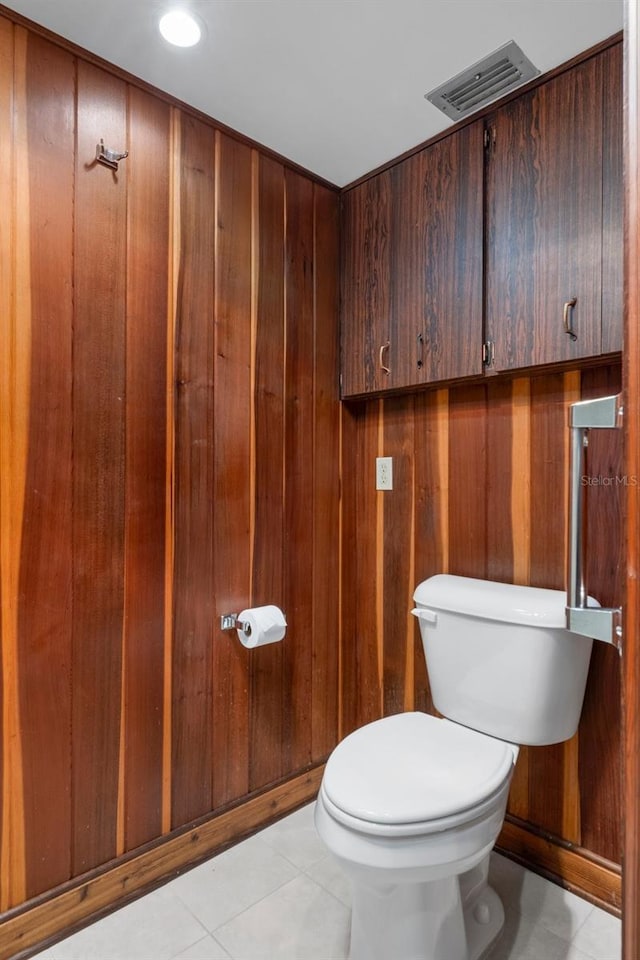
[417,332,424,369]
[563,298,578,341]
[379,341,390,375]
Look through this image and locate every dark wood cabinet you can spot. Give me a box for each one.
[485,48,622,371]
[341,42,622,397]
[391,120,484,387]
[341,123,484,397]
[341,172,392,395]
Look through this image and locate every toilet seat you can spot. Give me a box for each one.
[323,712,515,834]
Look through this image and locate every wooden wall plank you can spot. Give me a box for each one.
[282,170,315,769]
[249,155,286,790]
[448,385,487,578]
[412,390,449,714]
[340,402,381,736]
[171,113,216,826]
[212,132,253,808]
[382,397,415,716]
[162,106,181,835]
[122,86,171,851]
[72,61,127,875]
[507,378,532,821]
[529,373,568,590]
[311,184,340,759]
[17,31,74,900]
[0,16,27,911]
[511,378,532,585]
[0,13,11,909]
[526,373,574,839]
[486,380,514,582]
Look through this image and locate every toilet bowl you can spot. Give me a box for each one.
[315,575,597,960]
[315,712,518,960]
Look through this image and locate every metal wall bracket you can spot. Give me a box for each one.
[567,606,622,648]
[220,613,251,637]
[96,138,129,171]
[566,393,623,652]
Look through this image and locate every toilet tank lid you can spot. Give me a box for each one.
[413,575,599,629]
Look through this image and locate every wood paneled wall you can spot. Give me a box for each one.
[341,364,623,889]
[0,16,340,913]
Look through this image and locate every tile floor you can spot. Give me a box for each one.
[32,803,621,960]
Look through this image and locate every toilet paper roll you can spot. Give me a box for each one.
[237,605,287,649]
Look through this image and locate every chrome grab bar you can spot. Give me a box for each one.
[567,394,623,650]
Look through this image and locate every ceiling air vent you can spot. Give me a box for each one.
[425,41,539,120]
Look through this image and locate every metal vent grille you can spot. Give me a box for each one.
[425,41,539,120]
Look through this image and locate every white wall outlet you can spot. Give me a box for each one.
[376,456,393,490]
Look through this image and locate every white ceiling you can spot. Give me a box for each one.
[3,0,623,186]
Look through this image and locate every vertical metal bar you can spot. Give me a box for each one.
[568,424,587,609]
[566,394,622,646]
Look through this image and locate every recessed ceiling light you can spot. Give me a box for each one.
[159,9,202,48]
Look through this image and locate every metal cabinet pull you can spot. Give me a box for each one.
[566,394,623,649]
[379,341,390,375]
[563,297,578,341]
[417,332,424,369]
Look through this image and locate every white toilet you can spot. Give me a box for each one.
[315,574,595,960]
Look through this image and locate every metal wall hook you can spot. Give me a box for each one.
[96,138,129,171]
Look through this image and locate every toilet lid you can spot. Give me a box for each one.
[323,712,514,825]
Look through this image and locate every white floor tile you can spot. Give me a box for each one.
[49,885,208,960]
[488,908,592,960]
[167,833,298,933]
[489,852,595,941]
[305,853,351,907]
[258,802,327,871]
[172,934,231,959]
[213,873,351,960]
[570,906,622,960]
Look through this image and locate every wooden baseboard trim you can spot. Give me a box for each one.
[4,774,620,959]
[2,765,324,960]
[497,818,621,914]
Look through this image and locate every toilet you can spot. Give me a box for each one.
[315,574,595,960]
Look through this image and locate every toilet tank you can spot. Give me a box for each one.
[412,575,595,746]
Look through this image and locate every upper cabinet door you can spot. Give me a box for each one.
[341,172,392,396]
[486,56,606,371]
[392,120,484,387]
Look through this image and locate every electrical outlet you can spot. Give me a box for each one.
[376,456,393,490]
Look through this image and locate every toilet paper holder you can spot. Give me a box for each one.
[220,613,252,637]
